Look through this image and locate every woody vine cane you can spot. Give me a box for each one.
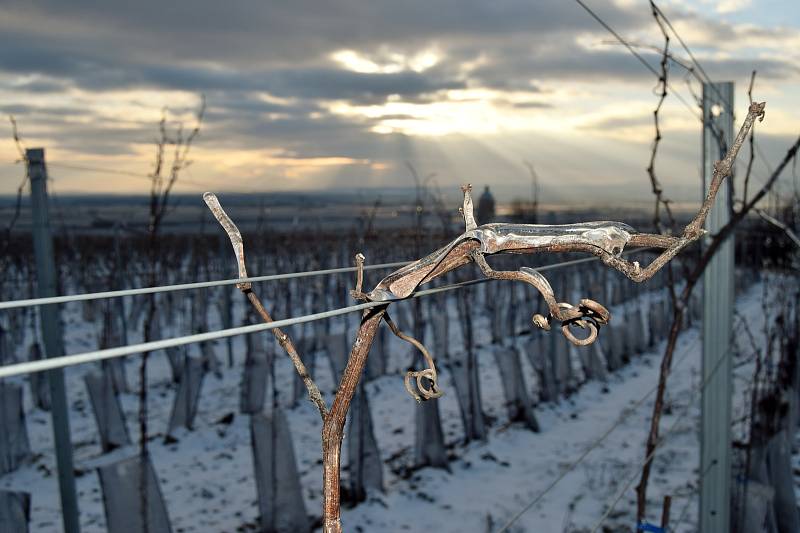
[205,100,764,533]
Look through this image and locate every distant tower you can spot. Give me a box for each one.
[477,185,495,223]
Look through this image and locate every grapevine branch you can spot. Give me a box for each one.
[205,100,763,533]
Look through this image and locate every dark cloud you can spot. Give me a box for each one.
[202,109,394,159]
[0,0,796,196]
[261,68,465,103]
[1,52,466,105]
[0,103,84,117]
[11,78,70,93]
[368,114,418,121]
[0,1,647,90]
[32,118,151,156]
[1,1,794,101]
[0,1,647,64]
[510,101,552,109]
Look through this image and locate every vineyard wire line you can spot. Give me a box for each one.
[0,279,472,378]
[46,161,215,188]
[573,0,702,122]
[0,260,412,310]
[587,327,740,533]
[495,335,701,533]
[0,249,662,379]
[0,247,654,310]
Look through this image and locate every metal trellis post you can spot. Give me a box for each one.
[700,82,734,533]
[27,148,81,533]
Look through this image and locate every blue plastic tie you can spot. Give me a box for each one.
[637,522,665,533]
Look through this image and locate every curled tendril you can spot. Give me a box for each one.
[561,317,599,346]
[384,313,444,402]
[532,298,610,347]
[579,298,610,324]
[532,313,550,330]
[350,254,443,402]
[404,367,443,402]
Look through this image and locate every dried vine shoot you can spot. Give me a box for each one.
[202,99,762,532]
[139,97,205,532]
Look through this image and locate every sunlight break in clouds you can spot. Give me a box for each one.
[331,47,442,74]
[715,0,752,14]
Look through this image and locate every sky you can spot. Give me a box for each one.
[0,0,798,204]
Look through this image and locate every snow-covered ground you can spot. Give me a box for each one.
[0,277,796,532]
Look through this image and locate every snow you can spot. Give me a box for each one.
[0,277,796,532]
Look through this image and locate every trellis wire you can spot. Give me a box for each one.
[495,336,700,533]
[498,322,735,533]
[587,327,738,533]
[0,247,650,310]
[0,277,490,379]
[0,251,655,379]
[0,260,411,310]
[499,299,740,533]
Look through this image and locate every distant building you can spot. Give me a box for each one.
[477,185,495,223]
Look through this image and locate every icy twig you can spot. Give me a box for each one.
[203,192,328,420]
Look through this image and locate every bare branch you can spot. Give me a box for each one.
[321,305,387,533]
[616,102,766,281]
[646,3,677,235]
[728,131,799,233]
[2,116,29,258]
[754,208,800,249]
[139,97,206,526]
[460,183,477,231]
[635,109,796,524]
[204,193,328,419]
[742,70,758,206]
[523,160,540,222]
[153,96,206,230]
[202,101,767,531]
[357,196,381,245]
[352,253,366,296]
[8,115,26,162]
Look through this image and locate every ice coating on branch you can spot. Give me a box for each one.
[475,221,634,255]
[367,220,636,302]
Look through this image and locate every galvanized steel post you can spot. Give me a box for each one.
[27,148,81,533]
[700,82,734,533]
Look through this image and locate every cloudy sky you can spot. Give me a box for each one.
[0,0,798,204]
